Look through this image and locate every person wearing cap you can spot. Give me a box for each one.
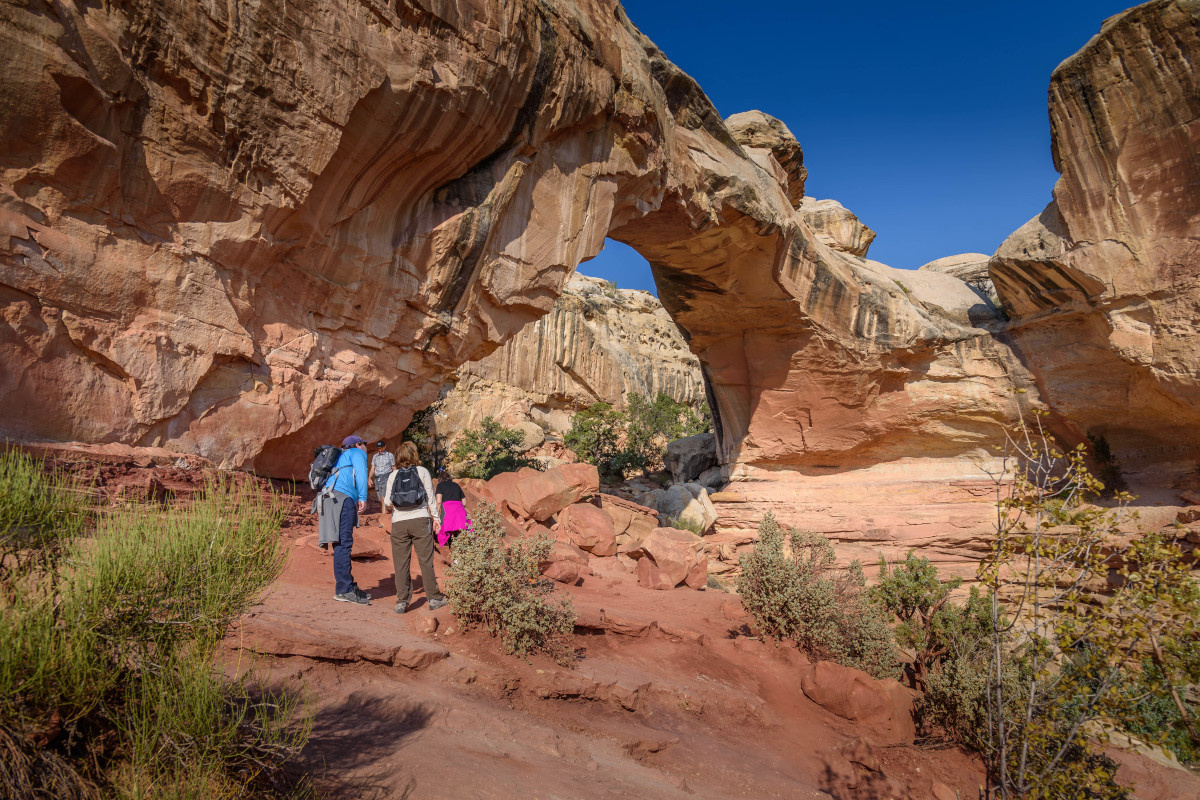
[329,435,371,604]
[368,440,395,527]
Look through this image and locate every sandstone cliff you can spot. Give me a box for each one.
[990,0,1200,487]
[3,0,1196,567]
[438,272,706,438]
[0,0,1035,483]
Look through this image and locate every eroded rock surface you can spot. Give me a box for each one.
[990,0,1200,486]
[0,0,1035,484]
[438,273,705,438]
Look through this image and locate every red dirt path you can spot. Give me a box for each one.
[25,446,1197,799]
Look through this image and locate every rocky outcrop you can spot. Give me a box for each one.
[990,0,1200,486]
[799,198,876,257]
[918,254,998,305]
[437,273,705,438]
[0,0,1042,484]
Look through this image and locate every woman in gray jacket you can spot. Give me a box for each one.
[383,441,446,613]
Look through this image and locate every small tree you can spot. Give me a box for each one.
[737,514,899,679]
[980,412,1200,799]
[403,402,447,471]
[564,403,626,480]
[451,417,536,480]
[872,552,979,691]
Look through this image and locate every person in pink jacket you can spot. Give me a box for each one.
[435,466,470,553]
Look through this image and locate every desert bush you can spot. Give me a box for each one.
[979,412,1200,798]
[403,402,447,471]
[662,514,704,535]
[445,502,576,666]
[564,403,626,479]
[451,416,537,480]
[0,454,309,799]
[568,393,713,480]
[736,513,899,679]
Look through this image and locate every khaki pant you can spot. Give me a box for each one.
[390,516,443,605]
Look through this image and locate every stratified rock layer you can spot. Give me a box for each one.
[0,0,1036,483]
[438,273,705,437]
[991,0,1200,485]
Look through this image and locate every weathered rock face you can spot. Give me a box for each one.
[799,198,876,258]
[437,273,705,438]
[991,0,1200,485]
[918,254,998,305]
[0,0,1037,485]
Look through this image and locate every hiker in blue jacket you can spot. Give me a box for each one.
[329,434,371,604]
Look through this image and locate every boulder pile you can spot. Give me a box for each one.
[468,463,709,591]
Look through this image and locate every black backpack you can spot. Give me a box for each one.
[309,445,342,490]
[389,466,427,510]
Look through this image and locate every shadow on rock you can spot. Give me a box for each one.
[292,692,433,799]
[820,757,904,800]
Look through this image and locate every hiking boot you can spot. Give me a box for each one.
[335,590,370,605]
[394,601,407,614]
[428,598,448,611]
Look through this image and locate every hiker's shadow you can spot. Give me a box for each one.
[293,692,434,799]
[359,571,437,607]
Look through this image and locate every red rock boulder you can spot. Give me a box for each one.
[540,540,591,584]
[495,463,598,521]
[799,661,915,745]
[633,527,707,590]
[598,494,658,548]
[558,502,617,556]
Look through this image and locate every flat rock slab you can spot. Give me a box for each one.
[238,607,448,670]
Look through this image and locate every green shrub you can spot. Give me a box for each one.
[403,402,447,471]
[869,552,994,689]
[0,454,309,799]
[567,393,713,480]
[564,403,626,480]
[662,515,704,535]
[980,412,1200,798]
[451,416,537,480]
[736,514,899,679]
[445,502,576,666]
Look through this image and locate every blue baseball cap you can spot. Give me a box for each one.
[341,435,365,447]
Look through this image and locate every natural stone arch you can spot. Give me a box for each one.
[0,0,1033,481]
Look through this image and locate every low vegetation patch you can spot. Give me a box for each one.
[736,513,899,679]
[451,416,538,480]
[0,451,309,800]
[445,502,576,666]
[566,392,712,481]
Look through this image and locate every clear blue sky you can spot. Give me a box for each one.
[581,0,1135,293]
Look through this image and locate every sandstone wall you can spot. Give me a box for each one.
[438,272,706,437]
[990,0,1200,487]
[0,0,1035,482]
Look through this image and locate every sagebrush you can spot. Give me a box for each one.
[445,502,576,665]
[736,513,898,679]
